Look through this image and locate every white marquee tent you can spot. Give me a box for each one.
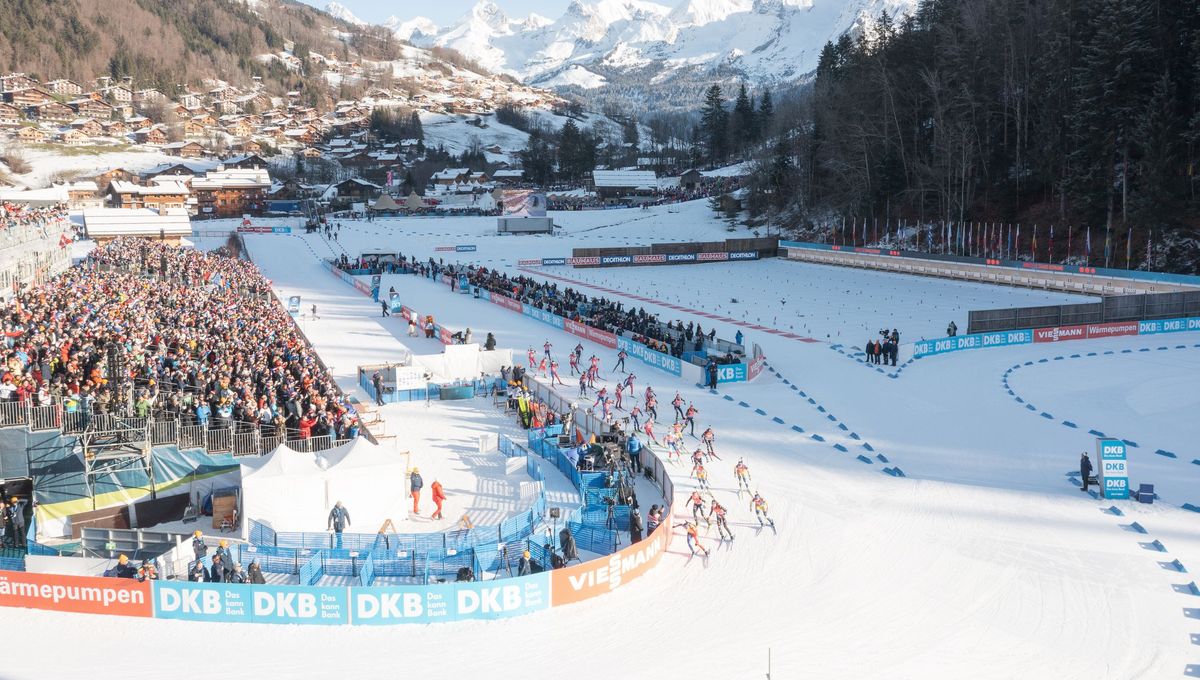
[240,439,409,535]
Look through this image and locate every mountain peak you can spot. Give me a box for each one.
[471,0,510,29]
[670,0,754,27]
[324,1,365,26]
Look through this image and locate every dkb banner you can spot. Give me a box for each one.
[351,573,550,625]
[154,581,350,625]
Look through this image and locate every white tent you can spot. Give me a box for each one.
[240,439,409,535]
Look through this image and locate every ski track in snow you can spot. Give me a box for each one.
[7,203,1200,680]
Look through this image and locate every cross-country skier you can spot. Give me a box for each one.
[642,419,659,444]
[701,427,716,459]
[578,372,587,396]
[734,458,751,495]
[569,352,580,375]
[695,463,711,490]
[614,385,624,410]
[550,360,565,386]
[602,397,613,422]
[623,373,636,396]
[684,403,698,436]
[538,356,548,377]
[629,405,642,430]
[645,393,658,421]
[685,490,707,524]
[751,492,775,529]
[573,343,584,361]
[543,340,553,360]
[710,499,733,540]
[588,355,600,384]
[592,386,608,409]
[672,392,685,421]
[690,448,705,476]
[679,521,709,556]
[614,349,627,372]
[527,347,537,369]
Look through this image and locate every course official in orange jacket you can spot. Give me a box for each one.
[431,480,446,519]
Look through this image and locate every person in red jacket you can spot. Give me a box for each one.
[298,413,316,439]
[431,479,446,519]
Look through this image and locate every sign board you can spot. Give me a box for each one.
[1096,438,1129,500]
[501,190,547,217]
[154,581,349,625]
[0,571,151,618]
[287,295,301,316]
[352,573,549,625]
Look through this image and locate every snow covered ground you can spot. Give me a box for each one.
[6,200,1200,680]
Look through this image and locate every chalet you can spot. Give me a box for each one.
[69,118,104,137]
[329,177,380,204]
[108,179,190,211]
[60,181,103,209]
[232,139,264,155]
[16,126,46,143]
[143,162,211,181]
[0,102,20,126]
[133,89,166,105]
[45,79,83,96]
[3,88,52,108]
[179,92,203,109]
[432,168,472,186]
[300,147,323,159]
[223,154,267,170]
[191,167,271,217]
[161,141,207,158]
[0,74,39,92]
[59,129,87,145]
[101,120,127,136]
[134,126,168,144]
[183,120,206,137]
[591,169,658,200]
[492,169,525,186]
[282,126,319,144]
[102,86,133,103]
[678,169,703,191]
[124,115,150,128]
[70,98,114,119]
[29,101,75,123]
[224,119,252,137]
[95,168,138,189]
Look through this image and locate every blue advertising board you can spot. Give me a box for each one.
[1096,438,1129,500]
[600,255,633,265]
[153,581,350,625]
[618,337,682,376]
[351,573,550,625]
[542,258,567,266]
[913,329,1033,358]
[521,304,565,330]
[664,253,697,263]
[1138,317,1200,335]
[714,362,747,383]
[455,245,477,252]
[728,251,760,260]
[389,291,402,313]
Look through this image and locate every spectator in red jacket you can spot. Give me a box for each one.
[431,480,446,520]
[298,413,316,439]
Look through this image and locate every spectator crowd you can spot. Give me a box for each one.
[0,237,361,444]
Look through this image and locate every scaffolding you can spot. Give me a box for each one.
[80,414,153,511]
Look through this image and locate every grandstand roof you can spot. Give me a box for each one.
[591,169,657,190]
[82,208,191,238]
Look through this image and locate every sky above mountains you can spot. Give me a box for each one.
[296,0,571,25]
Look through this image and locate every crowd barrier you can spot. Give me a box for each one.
[779,240,1200,291]
[913,316,1200,358]
[0,428,676,626]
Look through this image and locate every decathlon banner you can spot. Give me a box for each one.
[0,571,152,618]
[618,337,682,376]
[1096,438,1129,500]
[913,329,1033,358]
[352,573,549,625]
[154,581,349,625]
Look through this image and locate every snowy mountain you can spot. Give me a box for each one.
[376,0,918,107]
[323,1,366,26]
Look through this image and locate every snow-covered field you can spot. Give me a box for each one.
[7,201,1200,680]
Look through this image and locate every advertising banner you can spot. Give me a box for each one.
[455,245,477,253]
[618,337,682,376]
[439,327,453,345]
[0,571,152,617]
[912,329,1033,357]
[1082,321,1139,340]
[1096,438,1129,500]
[600,255,633,265]
[389,291,402,313]
[632,254,666,264]
[490,294,523,313]
[542,257,567,266]
[747,352,767,381]
[154,581,349,625]
[352,573,550,625]
[521,304,565,330]
[1139,317,1200,334]
[697,252,729,262]
[567,257,600,266]
[714,362,747,383]
[518,259,542,266]
[728,251,760,260]
[564,318,619,349]
[1034,322,1139,343]
[664,253,697,263]
[287,295,301,316]
[1033,324,1087,343]
[434,246,455,252]
[552,515,670,606]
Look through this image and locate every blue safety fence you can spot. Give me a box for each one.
[249,520,276,546]
[298,551,323,586]
[0,549,26,572]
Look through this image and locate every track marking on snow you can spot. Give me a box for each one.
[518,266,822,343]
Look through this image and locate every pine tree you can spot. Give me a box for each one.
[757,88,774,139]
[409,111,424,141]
[732,83,757,155]
[700,84,728,166]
